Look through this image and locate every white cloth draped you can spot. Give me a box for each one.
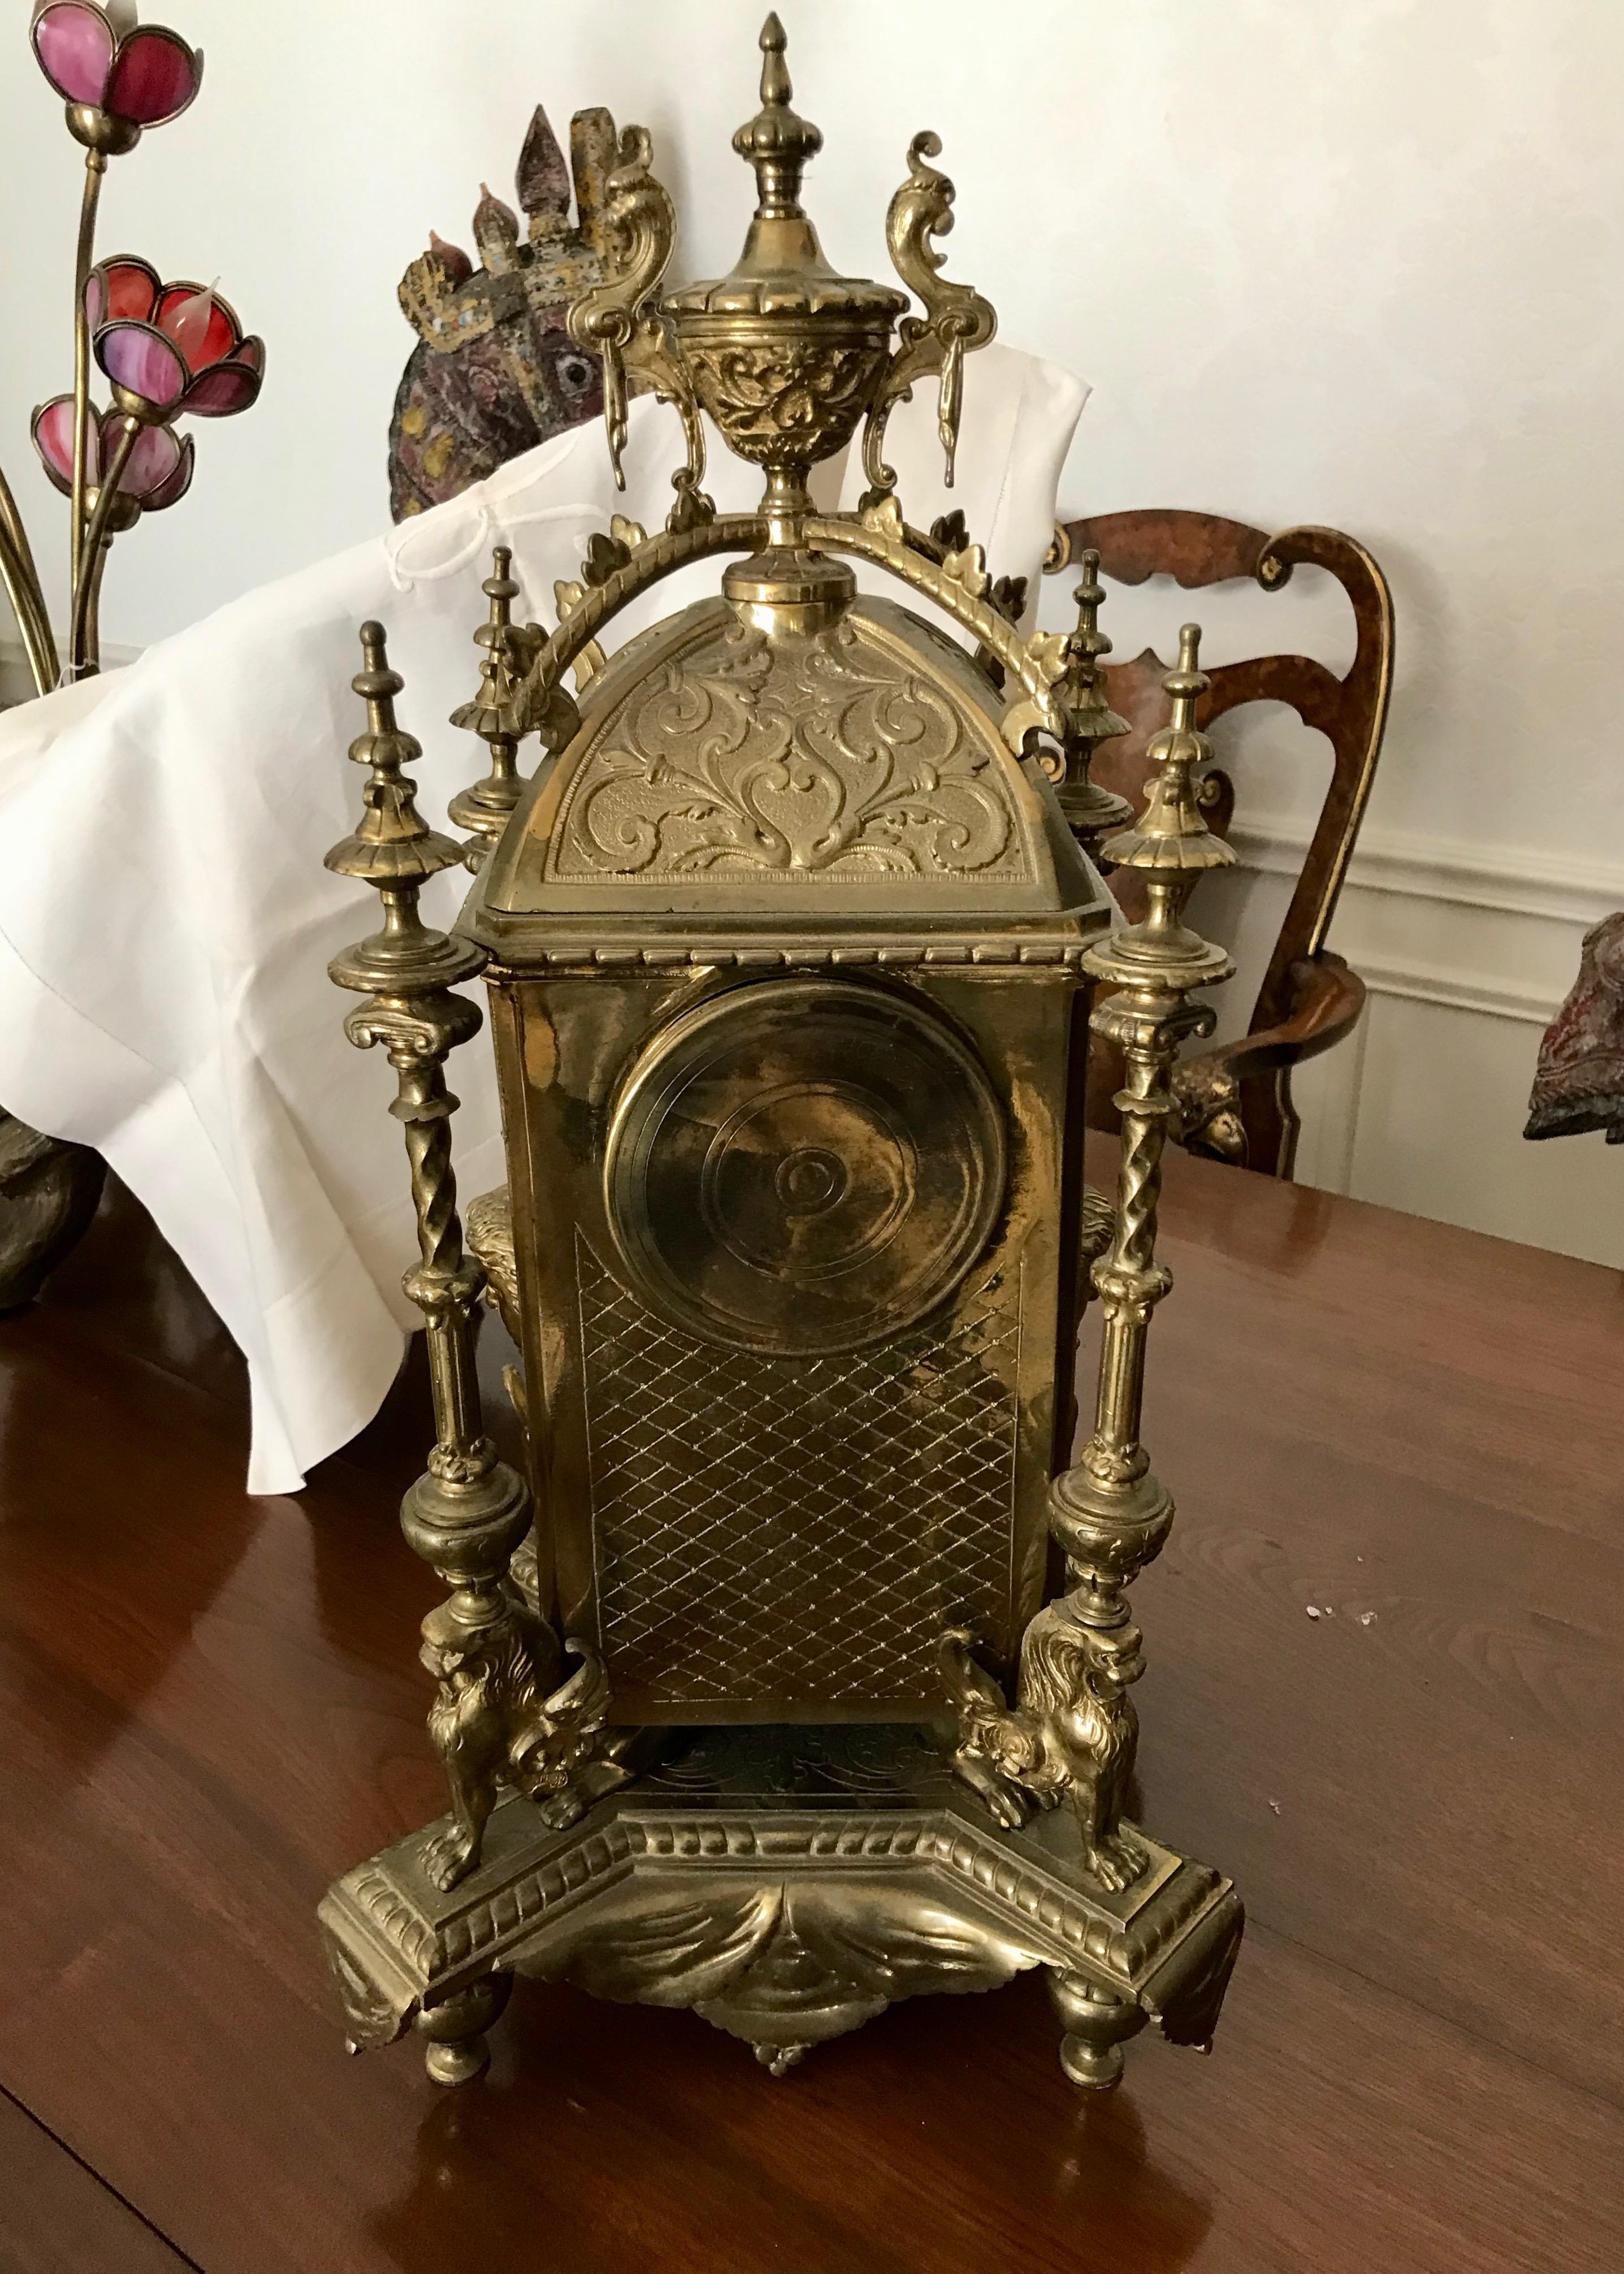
[0,342,1086,1492]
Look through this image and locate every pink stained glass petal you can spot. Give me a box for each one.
[145,432,194,512]
[119,420,181,501]
[180,358,261,418]
[95,320,187,410]
[32,3,114,106]
[30,397,79,494]
[94,257,161,324]
[232,335,265,376]
[155,287,236,370]
[105,25,198,124]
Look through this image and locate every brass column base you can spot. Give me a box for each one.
[321,1727,1242,2090]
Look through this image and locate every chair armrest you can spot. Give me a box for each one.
[1172,954,1366,1163]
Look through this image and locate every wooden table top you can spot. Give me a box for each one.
[1,1147,1619,2274]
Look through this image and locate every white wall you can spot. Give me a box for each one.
[2,1,1621,1259]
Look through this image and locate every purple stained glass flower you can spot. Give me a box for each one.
[31,2,202,131]
[86,257,263,420]
[32,395,194,512]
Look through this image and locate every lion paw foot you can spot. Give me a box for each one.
[538,1788,585,1831]
[952,1750,1034,1830]
[1080,1832,1146,1895]
[421,1825,479,1892]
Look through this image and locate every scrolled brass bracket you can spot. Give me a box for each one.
[567,124,713,530]
[861,131,997,499]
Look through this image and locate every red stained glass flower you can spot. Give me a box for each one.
[31,2,201,131]
[32,395,194,512]
[86,257,263,419]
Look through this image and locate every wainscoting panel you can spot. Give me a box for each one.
[1205,815,1624,1269]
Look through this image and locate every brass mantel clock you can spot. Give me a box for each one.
[319,15,1244,2094]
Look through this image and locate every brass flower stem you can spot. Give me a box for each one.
[0,456,54,683]
[0,516,55,698]
[69,149,107,607]
[67,415,136,678]
[81,526,111,674]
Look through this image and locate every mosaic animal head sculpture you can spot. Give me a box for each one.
[388,103,617,519]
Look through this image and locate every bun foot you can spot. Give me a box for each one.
[1047,1970,1146,2091]
[415,1974,512,2087]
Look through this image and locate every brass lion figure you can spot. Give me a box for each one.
[939,1606,1146,1894]
[419,1599,612,1892]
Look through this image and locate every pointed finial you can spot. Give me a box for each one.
[473,182,520,272]
[760,11,790,99]
[516,103,571,231]
[733,11,822,218]
[327,622,466,894]
[1071,550,1107,653]
[350,621,415,760]
[1089,618,1235,990]
[478,545,519,642]
[1082,620,1235,993]
[1162,622,1207,735]
[449,548,528,863]
[328,622,484,998]
[1066,553,1127,721]
[1055,549,1132,853]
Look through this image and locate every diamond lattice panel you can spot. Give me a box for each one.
[577,1236,1020,1705]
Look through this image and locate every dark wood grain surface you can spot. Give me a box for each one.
[0,2087,196,2273]
[0,1158,1619,2273]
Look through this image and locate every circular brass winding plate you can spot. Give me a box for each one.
[604,977,1006,1355]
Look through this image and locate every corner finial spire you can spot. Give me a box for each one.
[760,11,790,101]
[733,11,822,219]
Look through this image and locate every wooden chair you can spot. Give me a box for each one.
[1048,510,1394,1178]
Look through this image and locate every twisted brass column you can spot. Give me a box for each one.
[941,626,1234,2079]
[1051,618,1235,1788]
[327,627,626,2082]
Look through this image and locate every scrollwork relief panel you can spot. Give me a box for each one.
[549,616,1030,884]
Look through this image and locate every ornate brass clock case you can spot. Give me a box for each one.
[318,15,1244,2099]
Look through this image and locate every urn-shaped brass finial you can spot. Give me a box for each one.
[569,14,999,542]
[669,17,907,528]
